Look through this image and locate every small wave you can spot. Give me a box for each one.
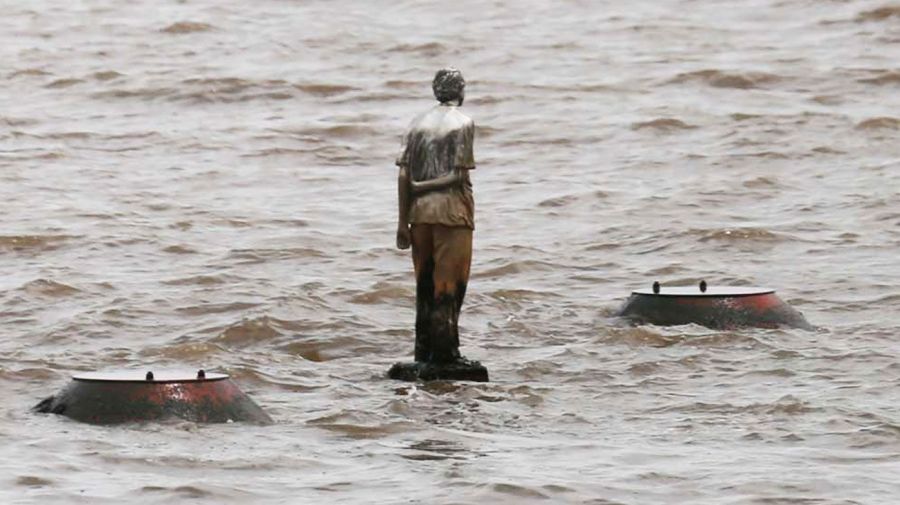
[856,117,900,130]
[290,124,377,139]
[491,483,549,499]
[160,21,213,34]
[401,439,472,461]
[91,87,177,100]
[138,341,226,360]
[307,411,414,439]
[739,368,796,378]
[645,400,756,416]
[606,326,682,347]
[246,90,288,99]
[227,247,327,263]
[181,77,255,95]
[94,84,299,104]
[870,293,900,304]
[21,279,80,297]
[1,116,38,127]
[45,78,83,89]
[27,151,65,160]
[227,367,322,392]
[631,118,696,131]
[15,476,53,487]
[277,340,327,362]
[475,125,501,138]
[336,91,413,103]
[644,265,687,277]
[467,95,507,105]
[523,82,614,93]
[387,42,446,57]
[515,359,562,380]
[692,227,786,243]
[265,218,309,228]
[181,76,255,93]
[241,147,310,157]
[140,485,213,499]
[858,71,900,85]
[212,316,283,346]
[92,71,123,81]
[312,145,365,165]
[185,78,295,100]
[0,367,59,382]
[348,285,413,305]
[741,150,790,159]
[730,112,761,121]
[294,83,359,97]
[176,301,262,316]
[538,191,609,208]
[474,260,558,279]
[0,234,72,252]
[277,332,379,362]
[162,274,228,286]
[217,215,252,228]
[811,146,846,155]
[105,131,161,140]
[187,90,293,103]
[759,395,820,415]
[487,288,558,301]
[7,68,51,79]
[812,94,844,105]
[43,131,93,140]
[742,176,779,189]
[856,6,900,22]
[668,69,780,89]
[162,244,197,254]
[537,191,608,208]
[538,194,578,208]
[683,331,769,348]
[383,79,419,90]
[628,361,664,376]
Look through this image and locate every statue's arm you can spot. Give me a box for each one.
[396,165,411,250]
[409,169,467,196]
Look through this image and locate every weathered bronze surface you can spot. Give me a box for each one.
[34,370,273,424]
[388,358,488,382]
[391,68,488,382]
[617,283,812,330]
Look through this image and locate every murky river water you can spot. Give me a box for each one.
[2,0,899,503]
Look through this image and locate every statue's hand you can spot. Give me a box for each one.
[396,226,411,250]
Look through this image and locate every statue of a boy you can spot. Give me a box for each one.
[389,68,488,382]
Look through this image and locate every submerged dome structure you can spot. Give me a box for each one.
[34,370,272,425]
[617,282,811,330]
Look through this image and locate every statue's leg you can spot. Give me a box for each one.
[410,224,434,362]
[429,225,473,363]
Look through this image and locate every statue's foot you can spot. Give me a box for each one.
[388,357,489,382]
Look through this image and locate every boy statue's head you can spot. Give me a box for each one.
[432,68,465,106]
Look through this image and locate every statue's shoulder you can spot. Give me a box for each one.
[447,106,474,126]
[407,105,472,135]
[441,107,474,135]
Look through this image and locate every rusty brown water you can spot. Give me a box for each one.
[2,1,899,503]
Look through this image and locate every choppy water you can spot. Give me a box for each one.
[2,0,900,503]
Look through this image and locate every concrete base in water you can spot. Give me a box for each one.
[388,358,489,382]
[617,285,812,330]
[34,370,273,425]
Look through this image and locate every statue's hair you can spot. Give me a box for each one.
[432,68,465,105]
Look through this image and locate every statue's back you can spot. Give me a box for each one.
[399,105,475,183]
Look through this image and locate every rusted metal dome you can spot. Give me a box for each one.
[617,282,812,330]
[34,370,272,425]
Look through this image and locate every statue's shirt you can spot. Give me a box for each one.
[396,104,476,229]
